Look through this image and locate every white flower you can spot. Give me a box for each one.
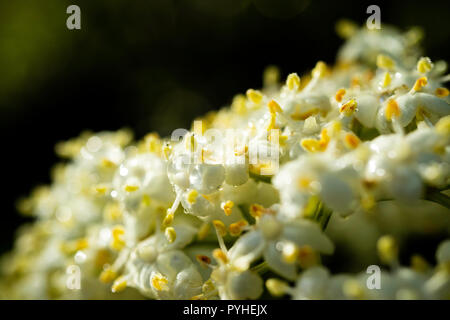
[229,210,333,280]
[114,224,201,299]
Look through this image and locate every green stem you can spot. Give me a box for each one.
[251,261,269,275]
[238,204,256,225]
[249,171,272,184]
[319,206,333,230]
[377,188,450,210]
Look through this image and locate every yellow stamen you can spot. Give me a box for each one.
[266,278,289,297]
[267,112,278,131]
[111,276,127,293]
[385,99,401,121]
[221,200,234,216]
[300,128,329,153]
[110,226,126,251]
[212,220,227,237]
[282,242,299,264]
[249,204,265,218]
[124,185,139,192]
[417,57,433,73]
[246,89,263,104]
[382,72,391,87]
[187,189,198,204]
[435,87,449,98]
[300,138,321,152]
[339,99,357,116]
[335,88,346,102]
[212,248,228,264]
[229,220,248,237]
[377,235,398,264]
[162,212,174,228]
[99,268,117,284]
[268,99,283,114]
[94,185,108,195]
[320,128,330,144]
[312,61,328,78]
[413,76,428,91]
[344,133,361,149]
[151,273,169,291]
[376,54,395,70]
[286,73,301,90]
[101,158,116,168]
[165,227,176,243]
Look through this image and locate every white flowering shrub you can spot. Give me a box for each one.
[1,22,449,300]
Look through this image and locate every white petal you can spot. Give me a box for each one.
[227,270,263,300]
[319,172,356,214]
[293,266,330,299]
[354,94,379,128]
[264,242,297,281]
[283,220,334,254]
[228,231,265,269]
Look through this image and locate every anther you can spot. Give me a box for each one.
[229,220,248,236]
[435,87,449,98]
[124,185,139,192]
[111,276,127,293]
[376,54,395,70]
[417,57,433,73]
[165,227,177,243]
[246,89,263,104]
[286,73,301,90]
[385,99,401,121]
[212,220,227,237]
[339,99,357,116]
[212,248,228,264]
[221,200,234,216]
[335,88,346,102]
[412,77,428,92]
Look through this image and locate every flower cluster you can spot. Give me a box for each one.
[1,22,449,300]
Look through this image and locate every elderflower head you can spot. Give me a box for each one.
[1,22,449,301]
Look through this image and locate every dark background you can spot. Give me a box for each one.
[1,0,449,254]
